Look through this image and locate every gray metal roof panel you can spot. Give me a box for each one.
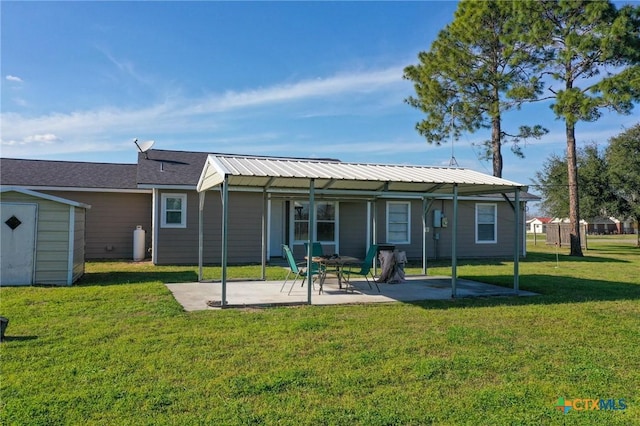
[0,187,91,208]
[199,154,526,195]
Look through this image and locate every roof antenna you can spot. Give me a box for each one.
[448,105,459,167]
[133,138,155,159]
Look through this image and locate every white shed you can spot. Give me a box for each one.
[1,187,90,286]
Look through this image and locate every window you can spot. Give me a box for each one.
[161,193,187,228]
[476,203,497,243]
[386,202,410,244]
[293,201,337,243]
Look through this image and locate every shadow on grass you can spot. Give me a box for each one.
[1,335,38,342]
[527,251,630,264]
[584,244,640,255]
[76,271,199,287]
[406,252,630,270]
[406,274,640,311]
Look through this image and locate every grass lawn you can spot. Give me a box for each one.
[1,240,638,425]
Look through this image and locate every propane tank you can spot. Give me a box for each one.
[133,225,146,261]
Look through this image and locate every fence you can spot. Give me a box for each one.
[546,223,587,248]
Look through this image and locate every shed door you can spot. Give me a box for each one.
[1,203,37,285]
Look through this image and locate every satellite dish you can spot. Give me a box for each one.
[133,138,155,159]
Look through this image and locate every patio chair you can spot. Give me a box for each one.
[343,244,380,292]
[280,245,324,295]
[305,241,339,279]
[304,242,324,257]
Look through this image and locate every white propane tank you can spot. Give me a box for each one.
[133,225,146,261]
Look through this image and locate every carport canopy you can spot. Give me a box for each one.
[196,154,527,306]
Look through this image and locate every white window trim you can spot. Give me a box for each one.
[386,201,411,244]
[291,201,339,245]
[475,203,497,244]
[161,193,187,228]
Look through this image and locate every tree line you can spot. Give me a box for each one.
[404,0,640,255]
[533,124,640,246]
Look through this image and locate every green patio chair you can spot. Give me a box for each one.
[343,244,380,292]
[304,242,324,257]
[280,245,324,295]
[305,241,339,279]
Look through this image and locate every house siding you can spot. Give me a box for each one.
[373,199,425,259]
[156,190,264,265]
[172,195,524,264]
[152,193,524,265]
[337,201,369,258]
[43,191,152,260]
[372,199,522,261]
[428,200,520,259]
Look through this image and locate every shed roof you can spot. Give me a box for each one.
[198,154,527,196]
[1,187,91,208]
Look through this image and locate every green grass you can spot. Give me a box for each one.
[1,242,638,425]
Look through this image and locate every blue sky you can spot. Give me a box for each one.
[1,1,637,200]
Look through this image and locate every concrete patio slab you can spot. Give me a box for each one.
[166,275,537,311]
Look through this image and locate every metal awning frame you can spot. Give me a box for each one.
[196,155,525,307]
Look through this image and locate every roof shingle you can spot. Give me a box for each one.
[0,158,139,189]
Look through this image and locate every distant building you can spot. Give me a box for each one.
[585,217,620,235]
[526,217,552,234]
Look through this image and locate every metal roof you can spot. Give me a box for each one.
[197,154,527,196]
[1,187,91,209]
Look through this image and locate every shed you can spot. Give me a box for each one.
[1,187,91,286]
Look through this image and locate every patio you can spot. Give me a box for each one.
[166,275,537,311]
[196,154,529,307]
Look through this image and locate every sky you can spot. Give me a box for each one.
[1,1,638,207]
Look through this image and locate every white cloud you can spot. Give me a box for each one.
[25,133,61,144]
[184,67,404,115]
[99,48,154,87]
[0,66,407,159]
[5,75,23,83]
[1,133,62,147]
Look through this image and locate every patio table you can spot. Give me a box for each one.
[309,255,361,292]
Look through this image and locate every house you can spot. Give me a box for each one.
[526,217,552,234]
[1,187,89,286]
[585,216,621,235]
[620,218,637,234]
[1,157,153,261]
[1,150,536,267]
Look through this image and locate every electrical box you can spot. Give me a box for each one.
[433,210,441,227]
[434,209,448,228]
[433,210,443,228]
